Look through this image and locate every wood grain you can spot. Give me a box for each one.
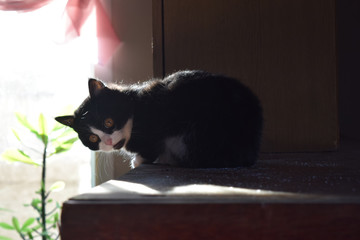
[153,0,338,152]
[152,0,164,78]
[61,139,360,239]
[61,203,360,240]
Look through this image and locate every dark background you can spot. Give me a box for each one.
[337,0,360,140]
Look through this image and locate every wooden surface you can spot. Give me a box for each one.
[61,139,360,239]
[153,0,338,152]
[61,203,360,240]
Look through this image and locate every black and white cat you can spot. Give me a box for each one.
[55,70,263,168]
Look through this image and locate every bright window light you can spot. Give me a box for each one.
[0,2,95,237]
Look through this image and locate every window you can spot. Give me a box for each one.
[0,1,95,238]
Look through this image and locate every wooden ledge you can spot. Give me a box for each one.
[61,139,360,239]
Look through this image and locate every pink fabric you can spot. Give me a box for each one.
[65,0,92,37]
[0,0,52,11]
[64,0,121,65]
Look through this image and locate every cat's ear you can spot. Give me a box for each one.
[88,78,106,98]
[55,115,75,128]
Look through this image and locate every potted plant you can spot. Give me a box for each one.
[0,113,78,240]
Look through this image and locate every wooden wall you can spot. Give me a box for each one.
[153,0,338,152]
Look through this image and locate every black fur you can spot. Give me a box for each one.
[56,70,263,168]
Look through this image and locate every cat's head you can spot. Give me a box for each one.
[55,79,133,151]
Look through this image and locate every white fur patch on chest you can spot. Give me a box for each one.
[165,136,187,157]
[155,135,187,165]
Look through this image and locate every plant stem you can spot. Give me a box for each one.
[41,143,47,240]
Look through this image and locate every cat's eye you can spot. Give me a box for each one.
[89,134,99,143]
[104,118,114,128]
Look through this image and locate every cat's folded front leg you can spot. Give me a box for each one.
[131,154,145,168]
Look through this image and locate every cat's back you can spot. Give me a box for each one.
[138,70,252,100]
[160,70,261,116]
[162,70,256,100]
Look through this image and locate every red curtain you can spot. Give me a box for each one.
[0,0,120,65]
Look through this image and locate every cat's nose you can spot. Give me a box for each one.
[104,138,113,146]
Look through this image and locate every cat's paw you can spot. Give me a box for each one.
[131,154,144,168]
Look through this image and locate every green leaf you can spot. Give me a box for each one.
[15,113,37,132]
[1,149,40,166]
[53,212,59,222]
[49,181,65,192]
[0,208,12,212]
[61,137,78,147]
[38,113,47,134]
[31,224,41,231]
[15,113,43,142]
[21,218,35,232]
[52,137,78,155]
[30,199,42,212]
[38,113,48,145]
[51,128,76,144]
[26,231,34,240]
[52,147,67,155]
[50,128,78,155]
[11,217,20,232]
[0,222,14,230]
[31,199,41,209]
[51,121,65,132]
[0,236,13,240]
[11,128,21,142]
